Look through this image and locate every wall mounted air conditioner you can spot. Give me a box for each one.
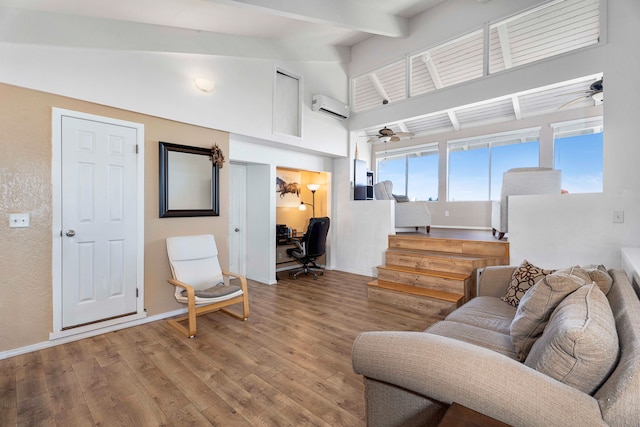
[312,94,350,120]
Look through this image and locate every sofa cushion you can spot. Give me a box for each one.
[510,272,585,361]
[426,321,518,360]
[445,296,516,335]
[373,180,393,200]
[502,260,555,307]
[524,282,619,395]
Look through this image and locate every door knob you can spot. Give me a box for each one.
[234,228,240,232]
[65,229,76,237]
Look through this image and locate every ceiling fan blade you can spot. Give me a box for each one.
[390,136,400,142]
[559,95,592,110]
[395,132,414,137]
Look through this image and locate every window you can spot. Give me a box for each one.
[553,117,603,193]
[448,129,540,201]
[351,0,602,112]
[410,30,484,97]
[377,144,439,201]
[489,0,601,73]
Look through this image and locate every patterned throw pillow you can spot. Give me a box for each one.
[502,260,555,307]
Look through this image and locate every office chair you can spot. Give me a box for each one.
[287,217,330,279]
[166,234,249,338]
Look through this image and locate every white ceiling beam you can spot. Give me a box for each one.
[447,110,461,131]
[512,95,522,120]
[398,122,410,133]
[368,73,391,103]
[0,8,349,62]
[206,0,408,38]
[421,54,444,89]
[496,23,513,69]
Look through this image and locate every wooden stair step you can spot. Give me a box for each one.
[385,249,506,274]
[377,264,470,281]
[388,235,509,258]
[376,265,470,297]
[367,279,464,305]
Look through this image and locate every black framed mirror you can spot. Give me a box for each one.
[159,141,220,218]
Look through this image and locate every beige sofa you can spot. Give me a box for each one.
[352,265,640,426]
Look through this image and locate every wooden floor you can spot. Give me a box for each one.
[0,270,439,427]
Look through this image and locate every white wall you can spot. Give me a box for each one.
[230,133,335,284]
[510,192,640,269]
[0,42,349,157]
[333,199,395,277]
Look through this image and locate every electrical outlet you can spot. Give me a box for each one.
[613,211,624,223]
[444,210,450,217]
[9,213,30,228]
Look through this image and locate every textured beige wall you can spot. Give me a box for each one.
[0,83,229,352]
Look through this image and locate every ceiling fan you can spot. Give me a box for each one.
[560,78,603,110]
[367,126,414,144]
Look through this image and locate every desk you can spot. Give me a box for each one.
[276,237,326,273]
[276,237,302,271]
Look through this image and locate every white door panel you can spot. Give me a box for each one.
[229,164,247,275]
[61,116,138,328]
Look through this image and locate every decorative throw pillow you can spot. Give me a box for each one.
[554,266,592,284]
[502,260,555,307]
[524,283,619,395]
[393,194,410,203]
[582,264,613,295]
[510,272,586,361]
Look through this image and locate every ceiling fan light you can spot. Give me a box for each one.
[380,136,392,143]
[592,92,604,103]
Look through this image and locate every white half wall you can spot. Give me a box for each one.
[334,200,395,277]
[509,192,640,270]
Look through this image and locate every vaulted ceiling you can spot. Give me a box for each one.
[0,0,447,61]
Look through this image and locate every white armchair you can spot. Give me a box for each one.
[373,180,431,233]
[491,167,561,240]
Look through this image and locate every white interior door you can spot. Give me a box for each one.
[61,116,139,329]
[229,163,247,275]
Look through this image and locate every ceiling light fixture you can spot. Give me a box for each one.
[194,77,215,93]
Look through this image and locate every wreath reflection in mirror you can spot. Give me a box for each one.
[210,144,225,169]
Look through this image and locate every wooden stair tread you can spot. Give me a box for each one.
[388,248,503,259]
[390,235,508,245]
[368,279,464,304]
[376,265,470,281]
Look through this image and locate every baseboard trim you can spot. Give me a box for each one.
[0,308,187,361]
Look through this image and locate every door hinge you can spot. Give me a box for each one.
[135,144,139,154]
[136,288,139,298]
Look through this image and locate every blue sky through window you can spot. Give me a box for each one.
[554,132,603,193]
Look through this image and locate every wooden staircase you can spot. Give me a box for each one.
[368,233,509,318]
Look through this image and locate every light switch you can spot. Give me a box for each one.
[9,213,30,228]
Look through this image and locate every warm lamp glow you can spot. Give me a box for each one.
[298,202,307,211]
[194,77,215,93]
[307,183,320,192]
